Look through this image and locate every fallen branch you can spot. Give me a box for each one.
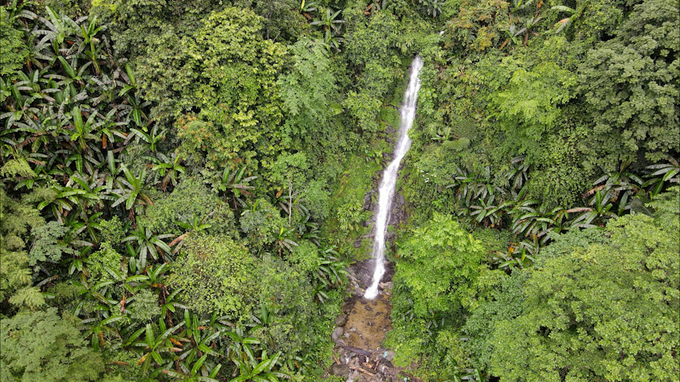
[338,344,372,357]
[350,365,375,377]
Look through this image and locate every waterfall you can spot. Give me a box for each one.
[364,56,423,300]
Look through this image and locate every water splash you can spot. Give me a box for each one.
[364,56,423,299]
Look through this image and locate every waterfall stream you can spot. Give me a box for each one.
[364,56,423,300]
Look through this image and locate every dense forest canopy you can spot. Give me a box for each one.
[1,0,678,381]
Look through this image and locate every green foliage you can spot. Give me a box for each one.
[342,9,409,134]
[139,7,288,171]
[394,213,486,316]
[0,188,45,311]
[244,0,307,43]
[443,0,513,53]
[240,198,287,251]
[170,234,257,320]
[143,179,235,237]
[98,217,126,244]
[127,288,160,323]
[461,269,526,371]
[0,6,28,78]
[335,200,366,232]
[2,0,677,379]
[486,195,680,381]
[302,180,331,221]
[255,255,319,355]
[493,61,577,150]
[85,241,122,283]
[0,308,106,381]
[28,221,71,266]
[278,37,342,152]
[0,159,35,179]
[578,0,679,168]
[90,0,220,58]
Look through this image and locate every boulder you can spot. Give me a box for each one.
[329,363,350,377]
[335,314,348,326]
[331,326,344,342]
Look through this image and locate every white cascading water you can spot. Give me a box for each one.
[364,56,423,299]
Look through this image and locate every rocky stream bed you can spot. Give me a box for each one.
[324,259,422,382]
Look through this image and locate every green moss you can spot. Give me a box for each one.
[379,106,401,129]
[322,153,381,260]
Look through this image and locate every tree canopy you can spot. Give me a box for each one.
[1,0,677,380]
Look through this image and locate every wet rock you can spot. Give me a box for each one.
[379,281,393,291]
[329,363,350,377]
[383,350,395,362]
[332,327,344,341]
[335,314,348,326]
[363,190,375,211]
[388,192,407,227]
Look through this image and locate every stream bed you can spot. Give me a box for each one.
[326,260,421,382]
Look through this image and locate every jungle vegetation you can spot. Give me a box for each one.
[1,0,678,381]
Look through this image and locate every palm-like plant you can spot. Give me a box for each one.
[75,16,105,74]
[206,165,257,211]
[163,357,221,382]
[168,310,228,380]
[311,8,345,36]
[275,227,298,256]
[493,239,537,271]
[312,246,348,304]
[499,25,524,50]
[34,6,81,54]
[568,189,617,228]
[505,155,530,192]
[510,200,570,244]
[643,157,680,197]
[96,108,127,149]
[469,195,504,228]
[129,124,166,152]
[68,105,102,151]
[299,0,318,19]
[169,215,213,253]
[122,219,173,269]
[230,348,286,382]
[83,314,125,350]
[311,8,345,51]
[111,164,153,214]
[127,321,184,376]
[146,151,185,191]
[551,1,588,34]
[120,90,151,128]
